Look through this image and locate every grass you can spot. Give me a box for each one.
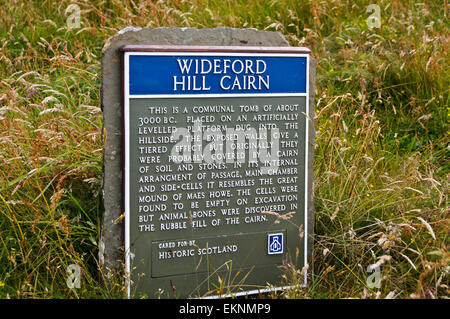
[0,0,448,298]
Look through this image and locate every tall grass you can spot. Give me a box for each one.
[0,0,448,298]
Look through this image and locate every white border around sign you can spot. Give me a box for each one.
[124,51,309,298]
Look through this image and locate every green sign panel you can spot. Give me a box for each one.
[123,46,312,298]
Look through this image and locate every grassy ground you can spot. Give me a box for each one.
[0,0,448,298]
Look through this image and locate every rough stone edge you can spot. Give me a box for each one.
[99,27,292,274]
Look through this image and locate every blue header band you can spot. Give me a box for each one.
[128,55,307,95]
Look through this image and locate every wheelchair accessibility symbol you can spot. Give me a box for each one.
[268,233,283,255]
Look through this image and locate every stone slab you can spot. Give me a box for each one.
[100,27,315,279]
